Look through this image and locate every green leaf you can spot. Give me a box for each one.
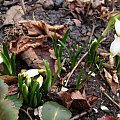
[59,29,70,61]
[41,101,72,120]
[11,53,16,76]
[6,95,22,109]
[2,63,10,75]
[2,42,10,62]
[0,52,12,75]
[43,60,52,92]
[30,81,39,106]
[22,83,28,104]
[18,73,23,93]
[0,79,8,100]
[0,99,18,120]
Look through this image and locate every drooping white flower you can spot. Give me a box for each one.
[115,19,120,36]
[110,35,120,57]
[24,69,39,77]
[0,52,3,64]
[0,56,3,64]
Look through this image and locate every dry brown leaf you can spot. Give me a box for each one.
[71,90,90,110]
[112,73,119,84]
[20,46,57,75]
[19,20,65,40]
[58,91,72,108]
[72,19,81,27]
[4,5,24,25]
[58,90,96,110]
[7,84,19,96]
[88,95,98,105]
[67,0,85,14]
[9,20,66,75]
[0,75,18,85]
[103,68,119,93]
[9,35,47,54]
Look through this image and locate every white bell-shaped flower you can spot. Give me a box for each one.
[110,35,120,57]
[115,19,120,36]
[0,52,3,64]
[24,69,39,77]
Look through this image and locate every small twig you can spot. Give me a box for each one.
[102,91,120,109]
[20,0,26,14]
[65,52,88,86]
[20,108,33,120]
[32,11,36,21]
[70,112,87,120]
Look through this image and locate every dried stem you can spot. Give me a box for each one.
[20,0,26,14]
[102,91,120,109]
[20,108,33,120]
[65,52,88,86]
[70,112,87,120]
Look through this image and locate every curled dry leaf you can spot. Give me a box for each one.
[67,0,85,14]
[20,46,57,75]
[10,35,47,54]
[0,75,18,85]
[18,20,65,40]
[103,68,119,94]
[58,90,97,110]
[9,20,66,75]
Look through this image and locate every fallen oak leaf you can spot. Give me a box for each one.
[9,35,47,54]
[0,75,18,85]
[103,68,119,94]
[18,20,65,40]
[20,46,57,75]
[58,90,97,110]
[71,90,90,110]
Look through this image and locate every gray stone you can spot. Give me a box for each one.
[43,0,54,10]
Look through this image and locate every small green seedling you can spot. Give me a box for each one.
[0,42,16,76]
[18,69,46,107]
[43,58,65,92]
[59,40,83,69]
[53,29,70,62]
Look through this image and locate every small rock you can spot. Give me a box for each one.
[100,105,109,112]
[0,0,4,4]
[43,0,54,10]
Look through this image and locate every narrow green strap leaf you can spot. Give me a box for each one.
[0,52,12,75]
[11,53,16,76]
[59,29,70,60]
[2,42,10,62]
[43,60,52,92]
[2,63,11,76]
[30,81,39,106]
[18,73,23,93]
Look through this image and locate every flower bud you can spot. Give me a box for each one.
[22,83,28,104]
[36,75,43,88]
